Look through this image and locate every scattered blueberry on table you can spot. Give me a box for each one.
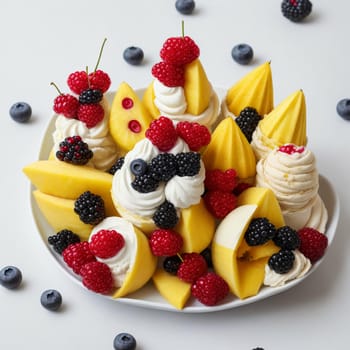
[40,289,63,311]
[336,99,350,120]
[123,47,144,66]
[231,43,254,65]
[0,265,22,289]
[9,102,32,123]
[175,0,195,15]
[113,332,137,350]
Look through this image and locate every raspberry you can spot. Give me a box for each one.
[273,226,300,250]
[191,272,229,306]
[278,144,305,155]
[88,70,111,93]
[53,94,79,118]
[176,121,211,151]
[281,0,312,22]
[74,191,105,225]
[153,200,179,229]
[149,229,183,256]
[268,250,295,274]
[163,255,182,275]
[298,227,328,263]
[77,103,104,128]
[62,241,96,274]
[145,116,178,152]
[48,229,80,255]
[244,217,276,246]
[80,261,114,294]
[56,135,93,165]
[89,229,125,259]
[79,88,103,104]
[177,253,208,283]
[175,152,201,177]
[160,36,200,65]
[235,107,261,143]
[67,71,89,94]
[151,61,185,87]
[203,190,237,219]
[204,169,238,192]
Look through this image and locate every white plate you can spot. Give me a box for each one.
[30,89,340,313]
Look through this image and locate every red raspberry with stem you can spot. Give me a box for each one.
[62,241,96,275]
[298,227,328,263]
[67,71,89,95]
[149,229,183,256]
[88,70,111,93]
[191,272,229,306]
[203,190,237,219]
[77,103,104,128]
[176,121,211,151]
[152,61,185,87]
[80,261,114,294]
[145,116,178,151]
[51,82,79,118]
[89,229,125,259]
[177,252,208,283]
[160,36,200,65]
[204,169,238,192]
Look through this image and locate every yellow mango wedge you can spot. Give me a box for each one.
[142,81,160,119]
[23,160,117,216]
[152,268,191,310]
[226,62,274,116]
[109,82,154,152]
[184,59,212,116]
[202,117,256,182]
[33,190,93,240]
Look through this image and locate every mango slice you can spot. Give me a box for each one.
[142,81,160,119]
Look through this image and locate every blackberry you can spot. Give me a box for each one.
[74,191,105,225]
[130,158,148,176]
[200,247,213,268]
[273,226,300,250]
[281,0,312,22]
[131,172,159,193]
[79,88,103,104]
[48,229,81,255]
[153,200,179,229]
[56,135,93,165]
[244,217,276,246]
[236,107,261,142]
[268,250,295,274]
[108,157,125,175]
[149,153,177,182]
[175,152,201,177]
[163,255,182,275]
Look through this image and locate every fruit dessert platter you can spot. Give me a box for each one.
[23,34,339,312]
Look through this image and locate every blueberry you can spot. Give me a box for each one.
[40,289,62,311]
[175,0,195,15]
[113,332,137,350]
[123,46,144,66]
[130,159,148,176]
[9,102,32,123]
[0,266,22,289]
[231,44,254,65]
[336,99,350,120]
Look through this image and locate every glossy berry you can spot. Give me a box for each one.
[53,94,79,118]
[67,71,89,94]
[236,107,262,142]
[191,272,229,306]
[176,121,211,151]
[175,0,195,15]
[204,169,238,192]
[9,102,32,123]
[203,190,237,219]
[80,261,114,294]
[48,229,80,255]
[56,135,93,165]
[0,266,22,289]
[130,159,148,176]
[146,116,178,152]
[152,61,185,87]
[163,255,182,275]
[175,152,201,177]
[40,289,62,311]
[74,191,105,225]
[231,44,254,65]
[336,99,350,120]
[77,103,104,128]
[113,332,137,350]
[123,46,144,65]
[268,250,295,274]
[62,241,96,275]
[153,200,179,229]
[149,229,183,256]
[244,217,276,246]
[89,229,125,259]
[177,252,208,283]
[88,70,111,93]
[79,88,103,104]
[131,172,159,193]
[109,157,125,175]
[149,153,177,182]
[278,144,305,154]
[160,36,199,65]
[273,226,300,250]
[298,227,328,263]
[281,0,312,22]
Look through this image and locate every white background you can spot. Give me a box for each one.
[0,0,348,349]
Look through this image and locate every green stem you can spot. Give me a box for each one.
[181,20,185,38]
[50,82,62,95]
[94,38,107,72]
